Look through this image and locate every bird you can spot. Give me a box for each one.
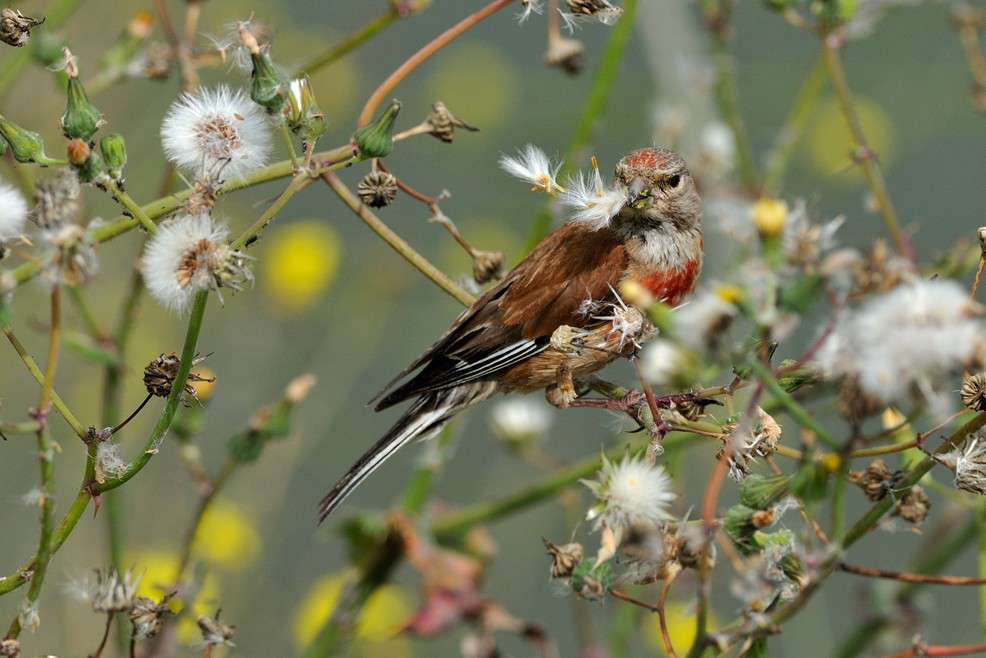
[317,146,704,523]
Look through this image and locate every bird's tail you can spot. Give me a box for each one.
[317,381,497,524]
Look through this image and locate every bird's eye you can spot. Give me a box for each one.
[667,174,681,188]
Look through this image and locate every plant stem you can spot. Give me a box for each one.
[297,2,432,76]
[356,0,514,127]
[820,32,912,260]
[321,171,475,306]
[2,325,87,440]
[839,562,986,585]
[5,286,61,639]
[762,50,826,194]
[525,0,638,250]
[106,180,158,234]
[746,358,839,450]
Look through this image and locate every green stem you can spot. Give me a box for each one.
[106,180,157,234]
[820,33,912,261]
[747,358,839,449]
[321,171,475,307]
[66,284,107,340]
[6,287,61,639]
[762,50,826,195]
[402,424,455,516]
[2,326,87,440]
[297,2,432,76]
[9,145,355,289]
[96,291,209,493]
[976,506,986,637]
[525,0,638,250]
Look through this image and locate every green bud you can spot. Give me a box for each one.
[779,274,823,314]
[724,504,760,555]
[569,559,613,600]
[354,100,401,158]
[762,0,794,11]
[249,49,288,114]
[740,473,791,510]
[73,147,105,184]
[776,361,819,393]
[0,115,58,165]
[99,133,127,180]
[61,75,103,140]
[790,459,829,503]
[285,77,328,145]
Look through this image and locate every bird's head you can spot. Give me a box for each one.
[613,147,701,231]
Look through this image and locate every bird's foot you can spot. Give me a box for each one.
[545,365,578,408]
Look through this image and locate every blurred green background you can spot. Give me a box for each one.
[2,1,985,656]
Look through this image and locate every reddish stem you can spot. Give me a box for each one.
[839,563,986,586]
[357,0,515,127]
[888,643,986,658]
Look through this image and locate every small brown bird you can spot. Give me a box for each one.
[318,147,704,522]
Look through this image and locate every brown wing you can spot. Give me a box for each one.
[372,222,628,410]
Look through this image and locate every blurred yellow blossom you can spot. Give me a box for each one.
[807,96,895,182]
[644,601,715,656]
[193,499,261,570]
[263,220,341,312]
[188,366,216,402]
[751,197,788,239]
[293,573,413,651]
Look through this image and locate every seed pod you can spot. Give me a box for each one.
[354,100,401,158]
[356,169,398,208]
[848,459,898,502]
[0,115,55,165]
[249,49,287,114]
[61,54,103,140]
[543,538,583,579]
[895,485,931,524]
[961,372,986,411]
[740,473,791,510]
[426,101,478,143]
[99,133,127,180]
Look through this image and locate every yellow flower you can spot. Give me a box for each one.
[750,197,788,239]
[644,601,716,656]
[807,96,895,183]
[193,499,261,571]
[263,220,341,312]
[293,573,413,650]
[189,366,216,403]
[127,550,222,645]
[715,284,744,305]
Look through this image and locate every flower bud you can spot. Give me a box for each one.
[61,49,103,140]
[66,138,90,166]
[285,76,327,144]
[544,539,583,578]
[751,197,787,239]
[724,504,760,556]
[0,115,57,165]
[0,9,43,47]
[99,133,127,180]
[739,473,791,510]
[249,49,287,114]
[354,100,401,158]
[426,101,478,143]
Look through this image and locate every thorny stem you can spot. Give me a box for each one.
[2,325,87,440]
[762,50,827,194]
[820,32,913,261]
[297,1,432,76]
[5,286,61,639]
[356,0,515,127]
[321,171,476,307]
[526,0,638,249]
[106,180,158,235]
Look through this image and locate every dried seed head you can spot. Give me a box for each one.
[130,595,173,640]
[848,459,897,501]
[198,612,235,647]
[675,399,706,421]
[947,436,986,496]
[837,376,884,420]
[472,250,504,284]
[895,485,930,524]
[32,170,81,230]
[961,372,986,411]
[426,101,478,143]
[0,9,43,47]
[0,638,19,658]
[143,352,212,402]
[544,35,584,75]
[356,169,398,208]
[86,568,140,613]
[543,538,583,578]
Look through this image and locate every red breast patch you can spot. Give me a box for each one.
[639,259,700,306]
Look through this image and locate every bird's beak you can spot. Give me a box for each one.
[626,177,649,208]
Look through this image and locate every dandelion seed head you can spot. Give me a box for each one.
[489,398,552,445]
[0,181,27,242]
[558,167,626,230]
[498,144,563,194]
[141,213,252,313]
[161,86,271,180]
[583,453,676,534]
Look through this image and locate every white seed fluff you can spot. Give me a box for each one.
[640,338,686,386]
[814,280,981,403]
[584,453,676,533]
[559,167,626,230]
[0,180,27,240]
[498,144,563,194]
[140,213,230,313]
[161,86,271,180]
[489,398,552,444]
